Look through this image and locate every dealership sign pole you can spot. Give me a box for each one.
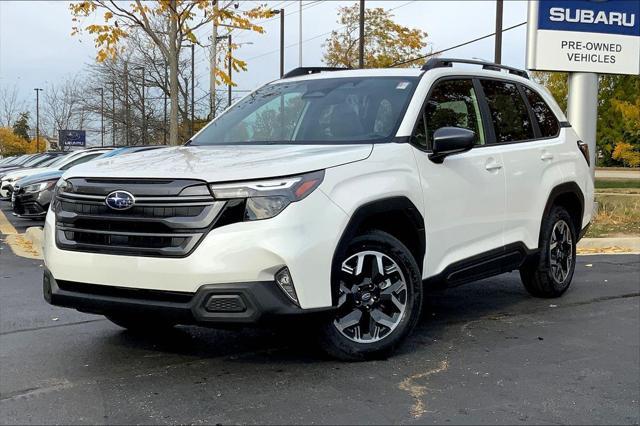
[526,0,640,177]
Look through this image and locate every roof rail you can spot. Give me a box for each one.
[282,67,349,79]
[422,58,529,79]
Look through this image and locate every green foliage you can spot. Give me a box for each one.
[12,112,30,141]
[533,73,640,167]
[323,3,428,68]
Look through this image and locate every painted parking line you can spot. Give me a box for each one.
[0,207,18,235]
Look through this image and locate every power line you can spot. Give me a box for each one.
[390,21,527,68]
[243,0,417,62]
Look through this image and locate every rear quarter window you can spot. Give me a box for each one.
[523,87,560,138]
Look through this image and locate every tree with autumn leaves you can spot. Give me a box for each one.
[70,1,272,146]
[323,4,429,68]
[534,73,640,167]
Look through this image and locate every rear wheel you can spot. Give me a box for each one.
[320,230,423,361]
[520,206,576,298]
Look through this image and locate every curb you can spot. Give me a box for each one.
[577,237,640,255]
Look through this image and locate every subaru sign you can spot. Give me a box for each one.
[527,0,640,74]
[59,130,86,147]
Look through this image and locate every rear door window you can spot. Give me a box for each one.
[481,79,534,143]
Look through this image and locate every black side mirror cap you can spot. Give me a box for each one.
[429,127,476,164]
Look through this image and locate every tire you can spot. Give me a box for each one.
[520,205,577,298]
[320,230,423,361]
[106,314,176,333]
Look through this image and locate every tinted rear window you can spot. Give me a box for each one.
[523,87,560,138]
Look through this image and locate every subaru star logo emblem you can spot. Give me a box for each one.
[105,190,135,211]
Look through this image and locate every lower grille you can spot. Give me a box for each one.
[54,178,225,257]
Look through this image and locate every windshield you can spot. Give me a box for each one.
[35,155,61,167]
[48,152,77,167]
[191,77,418,145]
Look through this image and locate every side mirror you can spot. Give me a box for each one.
[429,127,476,164]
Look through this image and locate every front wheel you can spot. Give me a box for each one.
[320,230,423,361]
[520,205,577,298]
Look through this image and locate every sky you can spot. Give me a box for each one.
[0,0,529,140]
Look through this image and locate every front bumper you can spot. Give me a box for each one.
[43,269,333,325]
[12,188,50,218]
[43,188,349,310]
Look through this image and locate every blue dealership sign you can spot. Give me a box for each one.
[538,0,639,37]
[527,0,640,74]
[59,130,86,147]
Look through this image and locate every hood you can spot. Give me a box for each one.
[64,144,373,182]
[15,170,63,186]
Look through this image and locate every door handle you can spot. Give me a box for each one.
[485,161,503,171]
[541,152,554,161]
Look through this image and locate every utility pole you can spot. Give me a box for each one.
[190,44,195,135]
[299,0,303,67]
[280,8,285,77]
[184,76,189,128]
[210,0,218,119]
[358,0,365,68]
[163,67,168,144]
[134,66,146,145]
[96,87,104,147]
[34,88,43,152]
[494,0,503,64]
[110,81,116,146]
[227,34,232,108]
[124,61,130,146]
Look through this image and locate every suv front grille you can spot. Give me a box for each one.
[54,178,226,257]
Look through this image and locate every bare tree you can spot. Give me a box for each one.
[40,76,90,150]
[0,85,25,128]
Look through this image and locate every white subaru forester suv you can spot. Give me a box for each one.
[43,59,593,360]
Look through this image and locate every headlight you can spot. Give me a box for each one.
[24,179,58,194]
[209,170,325,220]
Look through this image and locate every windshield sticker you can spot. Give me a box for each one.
[396,81,410,90]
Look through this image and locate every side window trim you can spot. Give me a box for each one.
[472,78,496,145]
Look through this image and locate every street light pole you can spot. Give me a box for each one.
[280,8,285,77]
[299,0,303,67]
[210,0,218,119]
[34,88,43,152]
[124,61,130,146]
[133,66,146,145]
[110,81,116,146]
[163,66,168,144]
[358,0,365,69]
[227,34,232,108]
[190,44,195,135]
[494,0,504,64]
[96,87,104,147]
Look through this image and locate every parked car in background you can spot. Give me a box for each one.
[0,154,40,173]
[11,146,165,218]
[0,148,112,199]
[0,152,65,175]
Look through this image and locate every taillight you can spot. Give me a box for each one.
[577,140,590,166]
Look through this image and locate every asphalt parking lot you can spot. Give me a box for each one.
[0,203,639,425]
